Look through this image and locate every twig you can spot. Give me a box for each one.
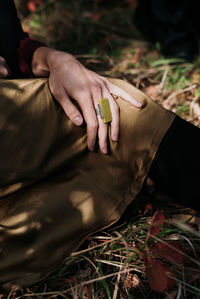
[165,84,196,104]
[178,235,197,259]
[171,219,200,238]
[112,271,121,299]
[159,66,169,91]
[95,259,123,268]
[70,235,122,256]
[176,283,182,299]
[80,255,100,276]
[189,114,200,123]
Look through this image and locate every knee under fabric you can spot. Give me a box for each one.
[0,78,174,290]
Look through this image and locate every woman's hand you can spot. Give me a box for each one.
[32,47,142,154]
[0,57,10,78]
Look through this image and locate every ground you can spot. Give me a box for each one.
[3,1,200,298]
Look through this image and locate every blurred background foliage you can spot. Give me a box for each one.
[15,0,139,54]
[14,0,200,123]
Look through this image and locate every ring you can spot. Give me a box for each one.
[95,98,112,124]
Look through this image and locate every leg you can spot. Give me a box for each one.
[149,116,200,211]
[0,77,183,291]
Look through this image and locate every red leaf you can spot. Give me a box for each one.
[132,49,142,63]
[146,210,165,241]
[27,0,36,12]
[144,203,153,215]
[27,0,42,12]
[83,285,91,299]
[92,13,102,21]
[125,0,138,9]
[145,85,159,100]
[151,242,184,264]
[145,254,176,292]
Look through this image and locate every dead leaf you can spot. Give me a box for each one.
[151,242,184,264]
[146,210,165,242]
[145,85,159,99]
[145,254,176,292]
[132,49,142,64]
[123,273,141,289]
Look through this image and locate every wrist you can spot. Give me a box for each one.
[46,49,75,69]
[31,47,53,77]
[32,47,75,77]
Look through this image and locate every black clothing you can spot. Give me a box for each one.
[0,0,45,77]
[149,116,200,211]
[134,0,199,61]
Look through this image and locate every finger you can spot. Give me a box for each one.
[52,87,83,126]
[97,118,108,154]
[78,93,99,151]
[105,80,142,108]
[89,82,109,154]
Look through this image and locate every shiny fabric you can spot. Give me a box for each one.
[0,78,175,290]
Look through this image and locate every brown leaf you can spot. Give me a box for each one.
[145,85,159,100]
[145,254,176,292]
[123,273,141,289]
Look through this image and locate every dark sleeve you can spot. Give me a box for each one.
[148,116,200,211]
[0,0,46,77]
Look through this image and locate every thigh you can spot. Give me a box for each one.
[0,77,175,291]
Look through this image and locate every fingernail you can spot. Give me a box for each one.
[88,144,95,151]
[136,102,142,108]
[102,147,107,154]
[74,115,82,125]
[112,134,118,142]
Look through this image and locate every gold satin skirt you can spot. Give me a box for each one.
[0,78,175,290]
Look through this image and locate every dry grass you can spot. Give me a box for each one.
[6,197,200,298]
